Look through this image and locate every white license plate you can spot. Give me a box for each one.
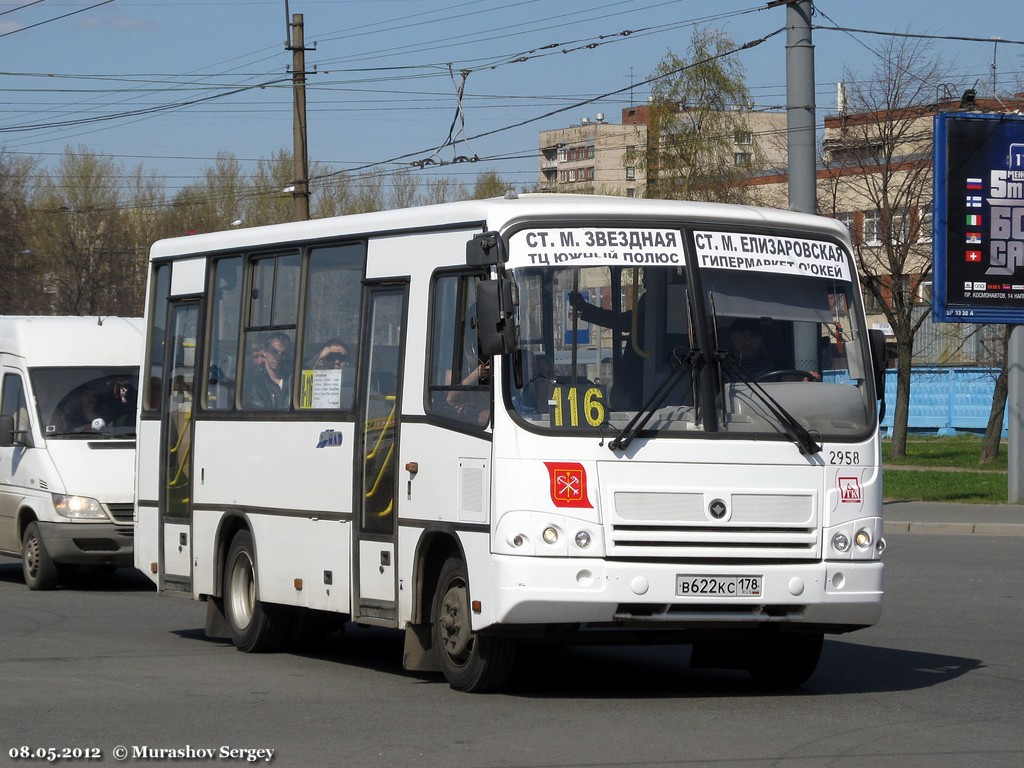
[676,575,762,597]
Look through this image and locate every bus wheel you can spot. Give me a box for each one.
[22,521,61,591]
[223,529,287,653]
[746,631,823,688]
[431,557,516,693]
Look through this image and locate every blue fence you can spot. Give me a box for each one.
[879,367,1008,436]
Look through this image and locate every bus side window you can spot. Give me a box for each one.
[298,243,365,411]
[207,256,242,410]
[427,272,490,427]
[239,252,299,412]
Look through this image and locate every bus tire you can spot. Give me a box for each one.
[223,529,287,653]
[431,556,516,693]
[22,521,61,591]
[746,630,823,688]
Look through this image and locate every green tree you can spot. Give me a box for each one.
[471,170,509,199]
[635,28,759,203]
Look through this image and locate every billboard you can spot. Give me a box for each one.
[933,112,1024,324]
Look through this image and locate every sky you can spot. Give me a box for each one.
[1,0,1021,199]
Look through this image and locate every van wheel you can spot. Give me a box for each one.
[432,557,516,692]
[223,529,287,652]
[22,521,61,591]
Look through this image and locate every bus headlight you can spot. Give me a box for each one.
[574,530,592,549]
[542,527,559,545]
[52,494,107,520]
[854,529,872,548]
[831,532,851,553]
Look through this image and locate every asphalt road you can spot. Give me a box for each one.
[1,532,1021,767]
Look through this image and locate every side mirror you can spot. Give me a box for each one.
[868,328,888,401]
[467,231,507,267]
[476,278,515,357]
[0,414,13,448]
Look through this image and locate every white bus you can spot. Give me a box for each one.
[0,316,143,589]
[135,195,887,692]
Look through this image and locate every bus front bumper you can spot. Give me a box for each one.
[482,556,883,633]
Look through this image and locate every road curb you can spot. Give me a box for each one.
[885,521,1024,536]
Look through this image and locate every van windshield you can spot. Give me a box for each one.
[31,367,139,438]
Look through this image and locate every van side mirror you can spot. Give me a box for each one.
[0,414,31,448]
[476,278,515,357]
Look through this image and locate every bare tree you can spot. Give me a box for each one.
[29,147,143,316]
[0,151,36,314]
[421,175,467,205]
[819,38,952,458]
[980,326,1010,463]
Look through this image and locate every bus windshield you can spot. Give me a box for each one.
[509,262,696,433]
[506,225,874,443]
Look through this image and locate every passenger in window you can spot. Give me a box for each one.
[245,332,293,409]
[520,353,555,412]
[446,360,491,426]
[568,279,647,410]
[726,318,774,379]
[310,340,350,370]
[59,386,103,432]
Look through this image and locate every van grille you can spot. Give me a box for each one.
[107,503,135,523]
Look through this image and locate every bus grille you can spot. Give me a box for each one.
[610,491,819,560]
[106,503,135,523]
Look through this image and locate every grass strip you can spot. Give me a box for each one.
[884,468,1008,504]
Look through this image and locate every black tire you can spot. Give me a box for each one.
[223,529,288,653]
[432,557,516,693]
[747,631,823,688]
[22,521,61,591]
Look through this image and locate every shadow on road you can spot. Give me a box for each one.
[0,561,155,592]
[170,619,981,698]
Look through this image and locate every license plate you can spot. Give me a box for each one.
[676,575,762,597]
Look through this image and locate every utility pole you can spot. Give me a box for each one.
[288,12,311,221]
[785,0,816,214]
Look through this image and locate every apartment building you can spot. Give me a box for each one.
[538,106,788,197]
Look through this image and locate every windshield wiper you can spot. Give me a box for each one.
[609,346,701,451]
[715,352,821,455]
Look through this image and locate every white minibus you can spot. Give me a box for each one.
[136,195,887,691]
[0,316,143,589]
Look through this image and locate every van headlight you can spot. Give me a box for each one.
[52,494,107,519]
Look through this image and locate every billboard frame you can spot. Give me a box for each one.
[932,111,1024,325]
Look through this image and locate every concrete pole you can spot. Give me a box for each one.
[786,0,816,214]
[290,13,310,222]
[1009,325,1023,503]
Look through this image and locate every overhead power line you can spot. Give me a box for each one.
[813,24,1024,47]
[0,78,291,133]
[312,25,786,181]
[0,0,115,39]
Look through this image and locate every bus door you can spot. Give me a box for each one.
[354,284,407,623]
[159,300,200,593]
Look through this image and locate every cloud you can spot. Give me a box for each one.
[0,20,24,34]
